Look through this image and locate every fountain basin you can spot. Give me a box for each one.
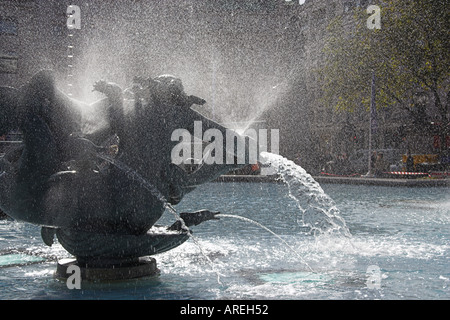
[55,256,159,281]
[0,182,449,299]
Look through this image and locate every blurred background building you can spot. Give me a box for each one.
[1,0,446,174]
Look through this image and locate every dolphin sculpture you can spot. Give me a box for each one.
[0,70,250,266]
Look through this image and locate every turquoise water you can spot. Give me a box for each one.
[0,182,448,300]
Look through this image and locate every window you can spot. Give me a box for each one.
[0,18,17,35]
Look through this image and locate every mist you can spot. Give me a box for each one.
[61,0,301,128]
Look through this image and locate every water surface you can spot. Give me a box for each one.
[0,182,448,300]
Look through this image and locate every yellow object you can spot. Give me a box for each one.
[402,154,439,164]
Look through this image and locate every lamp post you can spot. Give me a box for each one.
[410,91,429,150]
[366,70,377,176]
[412,91,428,123]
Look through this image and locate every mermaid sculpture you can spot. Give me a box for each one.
[0,70,249,268]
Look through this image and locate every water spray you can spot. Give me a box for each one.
[96,153,224,284]
[219,214,315,273]
[66,5,81,97]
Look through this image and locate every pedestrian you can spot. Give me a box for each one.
[406,150,414,172]
[370,151,377,172]
[374,152,387,177]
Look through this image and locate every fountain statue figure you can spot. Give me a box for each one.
[0,70,250,269]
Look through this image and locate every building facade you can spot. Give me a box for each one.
[0,0,72,87]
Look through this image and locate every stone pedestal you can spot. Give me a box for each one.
[55,256,159,281]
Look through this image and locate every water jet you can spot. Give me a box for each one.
[0,70,252,279]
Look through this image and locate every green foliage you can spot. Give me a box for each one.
[319,0,449,122]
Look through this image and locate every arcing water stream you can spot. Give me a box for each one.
[99,149,352,285]
[259,152,351,238]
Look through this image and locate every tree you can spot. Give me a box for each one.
[319,0,449,153]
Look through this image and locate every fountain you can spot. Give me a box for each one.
[1,2,448,301]
[0,70,253,280]
[0,68,351,283]
[3,70,447,300]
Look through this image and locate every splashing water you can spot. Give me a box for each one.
[96,151,351,284]
[260,152,352,238]
[220,214,314,272]
[96,153,224,284]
